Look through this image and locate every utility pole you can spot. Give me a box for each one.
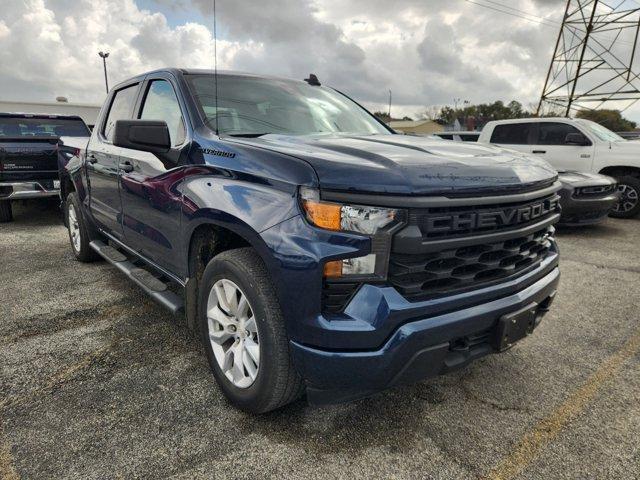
[98,51,110,94]
[538,0,640,116]
[388,89,392,120]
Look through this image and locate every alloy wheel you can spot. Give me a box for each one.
[614,184,639,214]
[68,203,81,253]
[206,279,260,389]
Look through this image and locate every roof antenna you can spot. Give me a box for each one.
[304,74,321,86]
[213,0,219,135]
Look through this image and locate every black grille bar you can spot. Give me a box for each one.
[389,189,561,302]
[389,226,554,300]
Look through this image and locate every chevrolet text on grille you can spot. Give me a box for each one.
[426,196,561,233]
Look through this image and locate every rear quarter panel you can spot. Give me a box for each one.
[57,136,90,203]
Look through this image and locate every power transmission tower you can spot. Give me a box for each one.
[537,0,640,116]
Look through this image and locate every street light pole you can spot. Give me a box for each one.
[388,89,392,120]
[98,51,110,94]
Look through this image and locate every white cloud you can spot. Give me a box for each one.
[9,0,637,121]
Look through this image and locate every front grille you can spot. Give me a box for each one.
[574,184,617,198]
[320,189,560,313]
[389,226,554,300]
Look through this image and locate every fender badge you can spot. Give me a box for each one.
[202,148,236,158]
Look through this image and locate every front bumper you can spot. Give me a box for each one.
[558,190,619,225]
[291,264,559,405]
[0,180,60,200]
[557,172,619,226]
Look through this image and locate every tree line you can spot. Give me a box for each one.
[375,101,637,132]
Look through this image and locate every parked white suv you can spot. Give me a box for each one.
[479,117,640,218]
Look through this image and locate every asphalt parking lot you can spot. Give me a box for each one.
[1,199,639,480]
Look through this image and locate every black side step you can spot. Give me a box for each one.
[90,240,183,315]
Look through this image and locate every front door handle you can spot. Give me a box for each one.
[87,155,98,164]
[119,160,134,173]
[532,150,546,154]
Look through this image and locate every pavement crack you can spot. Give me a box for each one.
[461,384,532,413]
[561,256,640,274]
[0,300,152,346]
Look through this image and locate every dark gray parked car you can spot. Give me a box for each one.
[557,171,619,226]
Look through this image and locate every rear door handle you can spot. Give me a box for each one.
[119,160,134,173]
[87,155,98,164]
[532,150,546,154]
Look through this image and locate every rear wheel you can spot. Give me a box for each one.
[610,175,640,218]
[66,192,99,262]
[198,247,304,413]
[0,200,12,223]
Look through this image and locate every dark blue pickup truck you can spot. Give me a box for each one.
[0,113,90,222]
[59,68,561,413]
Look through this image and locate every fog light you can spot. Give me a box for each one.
[324,254,377,278]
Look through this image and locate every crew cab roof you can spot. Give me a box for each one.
[110,68,312,92]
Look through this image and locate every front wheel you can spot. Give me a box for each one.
[198,247,304,413]
[66,192,99,262]
[610,175,640,218]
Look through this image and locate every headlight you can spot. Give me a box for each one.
[299,187,402,279]
[300,187,397,234]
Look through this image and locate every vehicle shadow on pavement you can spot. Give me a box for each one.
[4,199,62,227]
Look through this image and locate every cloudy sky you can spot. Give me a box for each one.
[2,0,637,120]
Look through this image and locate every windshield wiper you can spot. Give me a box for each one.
[226,133,271,138]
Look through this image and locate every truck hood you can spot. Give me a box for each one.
[230,134,557,196]
[558,170,616,187]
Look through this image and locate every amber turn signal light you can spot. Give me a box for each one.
[302,199,341,231]
[323,260,343,278]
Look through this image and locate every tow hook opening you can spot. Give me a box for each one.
[450,337,470,352]
[535,292,557,326]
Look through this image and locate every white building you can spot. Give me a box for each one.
[0,99,101,129]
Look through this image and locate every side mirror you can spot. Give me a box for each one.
[565,132,589,146]
[113,120,171,154]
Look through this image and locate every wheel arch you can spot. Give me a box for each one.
[183,217,278,331]
[598,166,640,178]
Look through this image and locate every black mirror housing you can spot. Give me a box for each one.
[565,132,589,146]
[113,120,171,153]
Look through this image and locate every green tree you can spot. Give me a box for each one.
[424,100,532,129]
[575,109,636,132]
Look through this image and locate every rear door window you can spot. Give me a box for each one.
[537,122,584,145]
[490,123,532,144]
[102,84,139,142]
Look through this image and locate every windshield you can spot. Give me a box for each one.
[186,74,390,137]
[0,117,90,137]
[576,119,625,142]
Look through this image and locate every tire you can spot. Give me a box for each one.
[0,200,12,223]
[610,175,640,219]
[198,247,304,413]
[66,192,99,262]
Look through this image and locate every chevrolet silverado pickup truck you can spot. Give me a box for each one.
[479,117,640,218]
[0,113,90,222]
[60,69,561,413]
